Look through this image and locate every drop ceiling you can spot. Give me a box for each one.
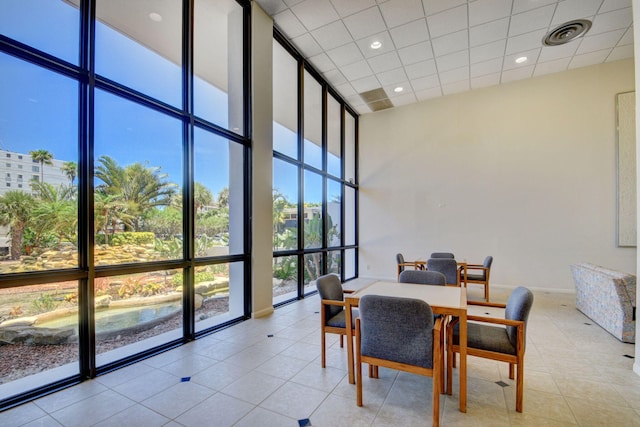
[254,0,634,115]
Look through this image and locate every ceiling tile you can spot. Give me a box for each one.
[422,0,466,16]
[383,81,410,95]
[439,66,469,84]
[326,42,364,66]
[376,67,409,85]
[343,6,387,39]
[432,30,468,57]
[577,29,626,55]
[355,31,396,58]
[533,57,571,76]
[323,68,348,85]
[618,27,634,45]
[606,44,634,61]
[599,0,633,13]
[469,0,512,27]
[469,17,509,47]
[311,20,353,50]
[436,50,469,72]
[589,8,633,36]
[283,0,306,6]
[291,0,340,31]
[404,59,437,78]
[368,51,402,72]
[568,49,610,69]
[273,9,307,38]
[470,39,506,64]
[398,41,434,65]
[330,0,377,17]
[379,0,425,28]
[551,0,601,26]
[470,72,501,88]
[538,41,578,62]
[350,75,382,92]
[470,57,503,77]
[389,19,429,48]
[503,48,540,70]
[291,33,324,57]
[341,59,375,80]
[505,29,546,55]
[442,79,470,95]
[410,74,440,90]
[427,5,468,38]
[501,64,534,83]
[308,53,336,72]
[415,86,443,101]
[389,92,418,106]
[508,5,555,37]
[255,0,289,15]
[334,82,358,97]
[512,0,556,14]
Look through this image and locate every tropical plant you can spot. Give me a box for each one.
[0,190,36,259]
[30,182,78,246]
[61,161,78,184]
[29,149,54,183]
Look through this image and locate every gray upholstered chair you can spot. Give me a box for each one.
[430,252,455,259]
[399,270,446,286]
[356,295,442,427]
[447,286,534,412]
[427,258,460,286]
[396,253,424,277]
[460,256,493,301]
[315,274,357,368]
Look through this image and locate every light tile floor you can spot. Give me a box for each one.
[2,283,639,426]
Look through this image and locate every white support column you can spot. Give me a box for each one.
[633,0,640,376]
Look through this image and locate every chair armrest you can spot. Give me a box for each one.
[321,299,346,307]
[343,290,354,294]
[467,315,523,327]
[466,266,489,273]
[468,301,506,308]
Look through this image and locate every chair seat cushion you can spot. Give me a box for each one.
[327,308,359,329]
[452,322,516,355]
[464,273,486,281]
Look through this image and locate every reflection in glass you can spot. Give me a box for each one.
[345,248,356,279]
[95,0,182,107]
[304,171,322,249]
[0,53,78,271]
[273,255,298,304]
[303,70,322,170]
[327,179,341,247]
[327,97,342,177]
[345,113,356,184]
[303,252,322,294]
[328,250,341,276]
[345,186,356,246]
[94,89,182,265]
[194,0,244,134]
[273,41,298,158]
[273,158,298,250]
[0,281,79,399]
[95,270,182,365]
[195,262,243,332]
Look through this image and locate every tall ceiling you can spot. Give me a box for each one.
[254,0,634,115]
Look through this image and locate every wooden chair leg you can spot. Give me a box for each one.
[509,363,514,379]
[321,331,326,368]
[356,356,363,406]
[516,361,524,412]
[339,334,344,348]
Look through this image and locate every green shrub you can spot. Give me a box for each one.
[111,232,155,246]
[31,293,59,314]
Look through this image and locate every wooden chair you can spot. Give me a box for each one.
[356,295,443,427]
[447,286,534,412]
[396,253,425,278]
[315,274,356,368]
[426,258,460,286]
[459,256,493,301]
[430,252,455,258]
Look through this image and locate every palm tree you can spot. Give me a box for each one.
[29,149,54,183]
[0,190,36,260]
[61,161,77,184]
[30,181,78,246]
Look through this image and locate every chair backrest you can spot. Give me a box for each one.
[359,295,434,368]
[315,274,344,319]
[399,270,446,286]
[505,286,534,347]
[430,252,455,259]
[396,253,406,273]
[479,256,493,280]
[426,258,458,284]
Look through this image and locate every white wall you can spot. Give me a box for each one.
[359,59,636,291]
[631,0,640,375]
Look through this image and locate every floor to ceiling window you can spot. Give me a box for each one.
[0,0,250,409]
[272,33,358,305]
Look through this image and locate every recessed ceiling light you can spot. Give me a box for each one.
[149,12,163,22]
[394,86,404,93]
[515,56,527,64]
[370,41,382,49]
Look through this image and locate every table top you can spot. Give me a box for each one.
[346,281,467,310]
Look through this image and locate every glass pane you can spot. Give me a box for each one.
[194,0,244,134]
[303,70,322,169]
[195,261,244,332]
[273,158,298,251]
[303,252,322,294]
[0,281,79,400]
[327,179,341,247]
[0,0,79,64]
[95,269,182,365]
[345,113,356,184]
[95,0,182,107]
[273,41,298,159]
[0,53,78,271]
[94,90,182,265]
[327,97,342,177]
[273,255,298,304]
[345,186,356,246]
[304,171,322,249]
[345,248,356,279]
[194,129,244,257]
[328,250,341,276]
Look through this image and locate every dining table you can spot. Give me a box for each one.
[344,281,468,413]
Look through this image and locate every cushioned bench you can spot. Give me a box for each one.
[571,263,636,343]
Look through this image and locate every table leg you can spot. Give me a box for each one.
[345,299,355,384]
[459,310,467,412]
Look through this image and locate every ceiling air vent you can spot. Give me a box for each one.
[543,19,592,46]
[360,88,393,112]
